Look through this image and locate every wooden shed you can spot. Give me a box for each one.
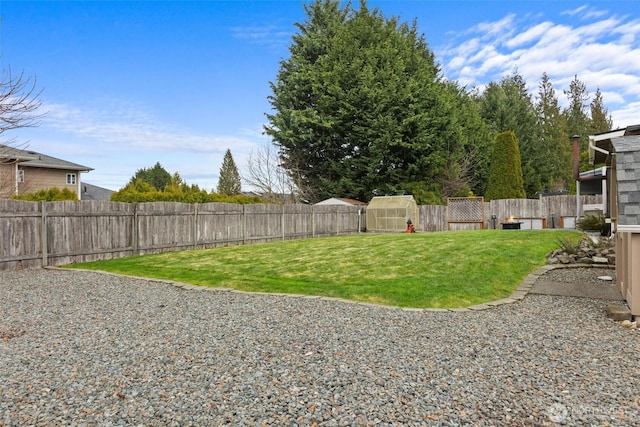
[366,195,419,232]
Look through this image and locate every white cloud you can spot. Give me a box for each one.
[28,99,267,191]
[438,8,640,129]
[44,101,256,155]
[228,25,292,49]
[611,101,640,128]
[471,13,517,41]
[505,21,554,48]
[562,5,589,17]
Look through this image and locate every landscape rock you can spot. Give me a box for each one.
[606,304,632,321]
[547,235,616,265]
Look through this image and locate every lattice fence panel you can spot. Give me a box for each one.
[447,197,485,230]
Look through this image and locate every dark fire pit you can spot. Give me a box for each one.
[501,222,522,230]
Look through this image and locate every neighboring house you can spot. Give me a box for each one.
[314,197,367,206]
[80,182,114,201]
[0,144,93,200]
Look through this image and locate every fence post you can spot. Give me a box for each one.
[132,203,139,256]
[40,201,48,267]
[242,204,247,245]
[282,204,286,241]
[336,206,339,235]
[193,203,198,249]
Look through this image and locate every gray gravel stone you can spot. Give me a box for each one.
[539,267,616,286]
[1,268,639,426]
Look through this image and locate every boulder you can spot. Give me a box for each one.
[606,305,632,322]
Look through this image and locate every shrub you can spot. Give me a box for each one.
[12,187,78,201]
[110,180,266,204]
[556,235,583,255]
[576,212,610,236]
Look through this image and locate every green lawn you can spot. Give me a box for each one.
[65,230,579,308]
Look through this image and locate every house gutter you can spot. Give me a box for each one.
[573,135,607,182]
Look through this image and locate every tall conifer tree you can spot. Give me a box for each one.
[485,131,525,201]
[265,0,488,203]
[217,149,242,195]
[535,72,571,191]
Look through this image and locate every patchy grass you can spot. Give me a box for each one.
[65,230,579,308]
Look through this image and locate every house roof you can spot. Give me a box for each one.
[315,197,367,206]
[80,183,115,201]
[589,124,640,165]
[0,144,93,172]
[0,144,38,162]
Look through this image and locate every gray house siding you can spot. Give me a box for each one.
[612,136,640,226]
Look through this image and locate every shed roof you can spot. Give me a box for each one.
[368,195,416,209]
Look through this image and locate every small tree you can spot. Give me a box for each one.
[217,149,241,195]
[485,131,525,201]
[129,162,172,191]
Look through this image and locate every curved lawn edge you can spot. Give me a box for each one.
[50,262,604,312]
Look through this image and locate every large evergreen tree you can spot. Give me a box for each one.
[129,162,172,191]
[217,149,242,195]
[535,72,571,191]
[563,75,590,154]
[588,87,613,135]
[485,131,525,201]
[265,0,478,204]
[478,70,541,197]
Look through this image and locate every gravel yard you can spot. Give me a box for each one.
[536,267,616,286]
[1,268,639,426]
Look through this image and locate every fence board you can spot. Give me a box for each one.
[420,205,447,232]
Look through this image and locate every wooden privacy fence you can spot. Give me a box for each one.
[0,200,365,271]
[0,194,603,271]
[435,194,603,231]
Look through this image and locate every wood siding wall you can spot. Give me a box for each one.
[17,167,82,198]
[0,195,603,271]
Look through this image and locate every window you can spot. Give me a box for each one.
[66,173,76,185]
[17,170,24,183]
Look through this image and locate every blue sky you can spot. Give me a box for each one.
[1,1,639,191]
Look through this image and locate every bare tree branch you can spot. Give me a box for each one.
[243,143,307,204]
[0,68,45,198]
[0,68,45,137]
